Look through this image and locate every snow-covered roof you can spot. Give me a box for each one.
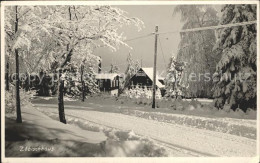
[140,67,165,89]
[95,73,119,80]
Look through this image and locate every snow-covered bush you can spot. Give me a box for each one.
[20,89,36,106]
[5,84,36,114]
[5,85,16,114]
[124,86,161,100]
[155,88,162,100]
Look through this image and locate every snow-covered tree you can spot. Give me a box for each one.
[4,5,144,124]
[173,5,220,98]
[165,55,188,98]
[124,52,141,88]
[65,46,100,101]
[213,4,257,112]
[5,6,57,72]
[109,64,120,73]
[45,6,143,70]
[5,6,52,123]
[46,5,143,123]
[5,6,65,98]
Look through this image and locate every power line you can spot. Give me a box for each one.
[97,20,257,72]
[93,33,153,49]
[122,21,257,43]
[158,20,257,35]
[123,21,257,42]
[95,21,256,50]
[124,33,154,42]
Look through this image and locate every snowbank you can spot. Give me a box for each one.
[5,106,107,157]
[36,106,256,157]
[37,107,170,157]
[123,110,256,139]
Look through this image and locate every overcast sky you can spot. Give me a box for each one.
[94,5,221,74]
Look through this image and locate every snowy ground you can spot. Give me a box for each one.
[5,102,171,157]
[5,106,107,157]
[34,99,256,157]
[33,96,257,139]
[123,110,256,139]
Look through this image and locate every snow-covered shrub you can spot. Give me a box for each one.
[5,84,36,114]
[5,85,16,114]
[143,86,152,99]
[20,88,36,107]
[155,88,162,100]
[124,86,161,100]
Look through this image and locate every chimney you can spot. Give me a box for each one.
[98,56,101,73]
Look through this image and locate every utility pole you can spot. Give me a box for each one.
[152,26,158,109]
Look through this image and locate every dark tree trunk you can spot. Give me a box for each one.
[6,61,9,91]
[38,71,44,95]
[174,72,178,99]
[58,79,66,124]
[15,49,22,123]
[82,82,85,102]
[24,73,30,91]
[15,6,22,123]
[56,6,72,124]
[117,77,120,97]
[81,65,85,102]
[38,71,50,96]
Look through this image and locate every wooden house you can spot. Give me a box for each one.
[127,67,165,95]
[95,73,120,96]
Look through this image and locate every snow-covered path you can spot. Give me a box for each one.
[35,104,256,157]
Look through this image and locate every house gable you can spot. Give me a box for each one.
[128,68,164,89]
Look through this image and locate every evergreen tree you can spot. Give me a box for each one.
[109,64,120,73]
[213,4,257,112]
[63,60,100,100]
[124,53,140,88]
[165,55,188,98]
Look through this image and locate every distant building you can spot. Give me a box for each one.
[95,73,120,96]
[127,67,166,95]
